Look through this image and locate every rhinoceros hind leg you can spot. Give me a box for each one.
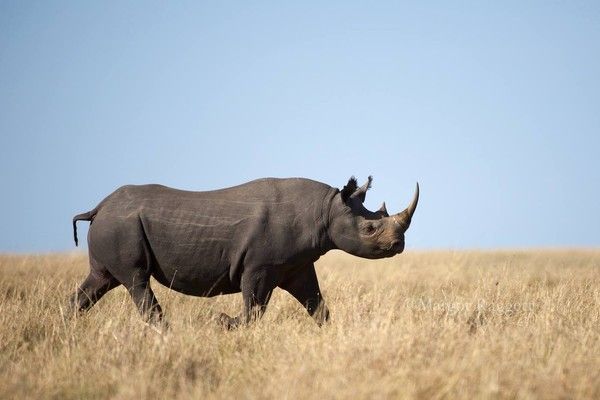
[126,282,164,326]
[69,271,120,314]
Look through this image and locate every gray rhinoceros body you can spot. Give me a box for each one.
[71,176,418,328]
[87,178,334,297]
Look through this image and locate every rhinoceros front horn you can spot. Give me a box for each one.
[394,182,419,228]
[407,182,419,219]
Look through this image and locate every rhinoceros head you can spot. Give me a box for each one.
[328,176,419,259]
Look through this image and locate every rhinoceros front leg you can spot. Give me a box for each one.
[279,263,330,326]
[218,267,276,330]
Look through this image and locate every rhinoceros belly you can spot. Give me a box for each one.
[140,211,241,297]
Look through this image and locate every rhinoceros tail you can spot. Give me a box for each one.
[72,210,97,247]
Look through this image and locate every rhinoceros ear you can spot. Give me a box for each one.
[351,176,372,203]
[340,176,358,203]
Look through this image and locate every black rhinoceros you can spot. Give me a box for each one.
[71,176,418,328]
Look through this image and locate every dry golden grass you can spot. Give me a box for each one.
[0,250,599,399]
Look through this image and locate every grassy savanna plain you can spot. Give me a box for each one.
[0,250,599,399]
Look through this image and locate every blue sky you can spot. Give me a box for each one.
[1,1,599,252]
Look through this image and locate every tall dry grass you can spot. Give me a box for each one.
[0,250,598,399]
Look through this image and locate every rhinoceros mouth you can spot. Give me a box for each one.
[369,242,404,258]
[382,239,404,253]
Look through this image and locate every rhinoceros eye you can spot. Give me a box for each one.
[362,223,377,236]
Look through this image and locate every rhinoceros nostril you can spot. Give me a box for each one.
[388,239,404,252]
[387,240,400,250]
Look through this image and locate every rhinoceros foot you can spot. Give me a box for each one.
[217,312,241,330]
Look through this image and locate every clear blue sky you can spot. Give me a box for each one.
[1,1,599,252]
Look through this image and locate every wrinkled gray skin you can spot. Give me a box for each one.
[71,176,419,329]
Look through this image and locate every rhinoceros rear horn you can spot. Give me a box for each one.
[378,202,389,217]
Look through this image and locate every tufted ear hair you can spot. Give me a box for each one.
[340,176,358,203]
